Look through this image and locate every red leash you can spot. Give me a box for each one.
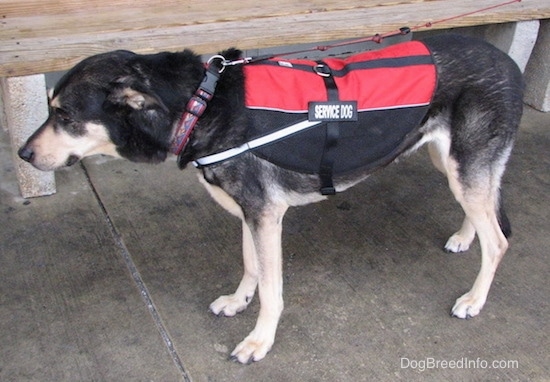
[411,0,524,30]
[224,0,523,65]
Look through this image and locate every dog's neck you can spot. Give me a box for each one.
[169,50,248,170]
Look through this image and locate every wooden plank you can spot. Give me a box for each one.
[1,0,549,77]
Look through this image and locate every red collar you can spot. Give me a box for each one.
[169,62,222,156]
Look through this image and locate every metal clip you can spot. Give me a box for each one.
[207,55,227,73]
[222,57,253,67]
[314,64,332,77]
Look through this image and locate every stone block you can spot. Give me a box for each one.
[0,75,56,198]
[524,19,550,112]
[485,20,540,72]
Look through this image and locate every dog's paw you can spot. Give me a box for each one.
[450,292,484,319]
[229,332,274,364]
[209,294,252,317]
[444,232,472,253]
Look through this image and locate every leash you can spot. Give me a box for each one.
[221,0,523,67]
[171,0,522,158]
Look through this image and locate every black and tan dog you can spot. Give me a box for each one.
[18,34,523,363]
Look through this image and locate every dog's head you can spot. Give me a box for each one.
[18,49,203,171]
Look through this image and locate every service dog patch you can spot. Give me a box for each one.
[242,40,437,183]
[309,101,358,122]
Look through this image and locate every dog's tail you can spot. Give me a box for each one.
[498,199,512,238]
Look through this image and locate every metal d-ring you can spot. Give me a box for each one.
[314,63,331,77]
[207,55,227,73]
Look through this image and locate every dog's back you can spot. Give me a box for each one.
[424,34,523,145]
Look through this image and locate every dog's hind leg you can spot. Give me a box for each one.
[444,158,509,319]
[230,203,288,363]
[428,138,476,253]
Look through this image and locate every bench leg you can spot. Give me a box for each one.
[0,75,56,198]
[524,19,550,112]
[485,20,540,73]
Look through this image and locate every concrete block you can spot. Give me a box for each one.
[0,75,56,198]
[0,87,7,133]
[485,20,540,72]
[524,19,550,112]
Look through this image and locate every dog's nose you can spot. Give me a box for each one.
[18,146,34,163]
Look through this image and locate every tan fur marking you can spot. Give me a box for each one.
[82,123,120,157]
[49,94,60,108]
[27,122,119,171]
[198,175,244,218]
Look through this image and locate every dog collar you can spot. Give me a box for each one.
[169,57,224,156]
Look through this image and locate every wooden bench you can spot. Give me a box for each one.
[1,0,549,197]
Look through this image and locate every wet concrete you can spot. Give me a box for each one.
[1,106,548,381]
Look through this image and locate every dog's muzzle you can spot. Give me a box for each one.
[18,145,80,168]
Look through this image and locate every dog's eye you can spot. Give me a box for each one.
[51,107,86,136]
[54,108,72,123]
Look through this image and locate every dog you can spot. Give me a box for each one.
[18,34,524,364]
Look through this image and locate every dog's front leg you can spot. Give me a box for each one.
[210,221,259,316]
[201,176,259,316]
[230,203,288,364]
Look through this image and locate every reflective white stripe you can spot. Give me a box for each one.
[193,120,322,167]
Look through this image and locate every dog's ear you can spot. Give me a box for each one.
[103,75,173,164]
[108,76,169,112]
[110,86,159,110]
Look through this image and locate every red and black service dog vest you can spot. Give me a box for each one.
[243,40,437,194]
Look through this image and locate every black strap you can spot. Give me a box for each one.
[316,61,339,195]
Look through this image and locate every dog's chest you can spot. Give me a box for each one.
[243,41,437,175]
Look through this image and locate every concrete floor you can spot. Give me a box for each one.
[1,107,548,381]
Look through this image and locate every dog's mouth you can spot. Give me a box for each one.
[66,155,80,167]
